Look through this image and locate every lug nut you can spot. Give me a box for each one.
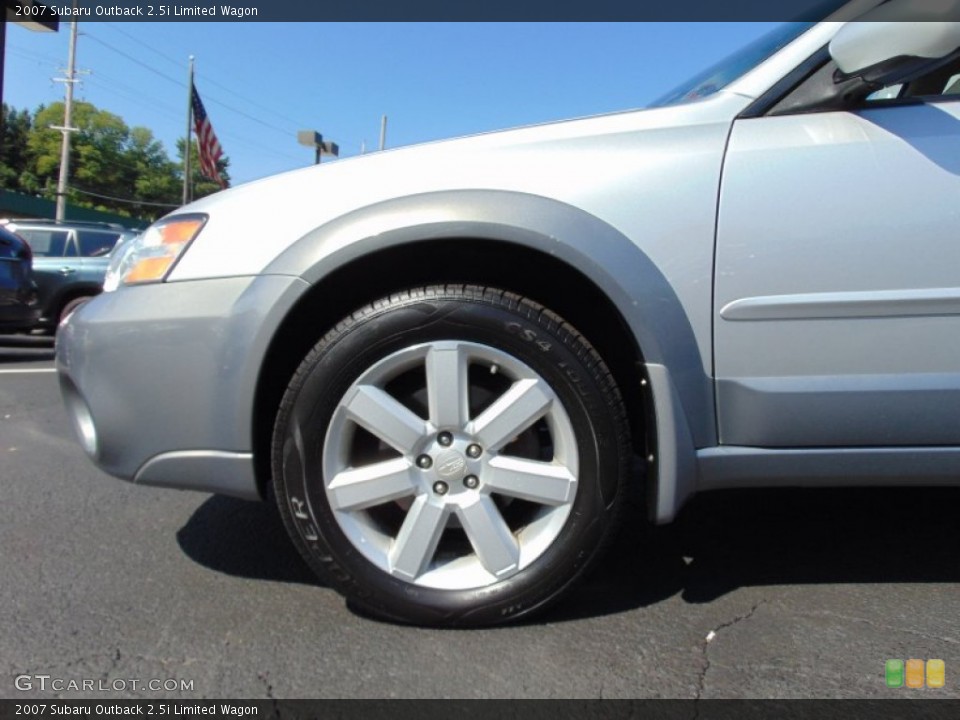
[416,455,432,469]
[463,475,479,490]
[466,444,482,458]
[433,481,449,495]
[437,431,454,447]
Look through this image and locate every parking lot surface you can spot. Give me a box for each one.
[2,337,958,699]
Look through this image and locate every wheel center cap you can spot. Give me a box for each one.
[435,450,467,481]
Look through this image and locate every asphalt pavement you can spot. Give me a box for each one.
[1,335,958,700]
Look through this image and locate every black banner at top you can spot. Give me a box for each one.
[7,0,889,22]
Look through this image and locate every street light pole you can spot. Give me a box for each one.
[298,130,339,165]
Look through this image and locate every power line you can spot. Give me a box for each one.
[80,73,305,162]
[83,32,304,152]
[103,23,184,72]
[69,185,180,208]
[106,23,309,133]
[83,33,184,89]
[15,29,316,178]
[86,31,300,142]
[7,45,62,66]
[198,74,311,131]
[197,89,295,138]
[13,26,347,169]
[83,76,184,123]
[71,78,306,166]
[103,22,315,130]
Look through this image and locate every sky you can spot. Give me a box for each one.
[4,22,780,187]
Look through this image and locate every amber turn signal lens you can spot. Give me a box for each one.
[124,257,176,285]
[122,216,206,286]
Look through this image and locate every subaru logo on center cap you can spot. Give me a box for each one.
[436,451,467,481]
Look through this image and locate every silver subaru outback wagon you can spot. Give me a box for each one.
[58,2,960,626]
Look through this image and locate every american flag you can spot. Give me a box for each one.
[191,84,226,188]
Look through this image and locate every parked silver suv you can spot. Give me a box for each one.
[57,4,960,626]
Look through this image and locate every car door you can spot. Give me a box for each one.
[18,227,78,320]
[714,62,960,447]
[75,229,121,282]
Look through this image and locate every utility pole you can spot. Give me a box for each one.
[379,115,388,151]
[183,56,195,205]
[52,6,80,222]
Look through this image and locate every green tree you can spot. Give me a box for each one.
[127,127,181,219]
[8,99,230,221]
[0,104,33,190]
[25,101,130,206]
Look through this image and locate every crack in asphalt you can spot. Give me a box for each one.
[257,671,281,719]
[101,648,122,683]
[23,648,201,682]
[692,600,767,716]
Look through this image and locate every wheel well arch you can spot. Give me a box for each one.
[44,284,101,321]
[58,286,100,307]
[251,238,653,500]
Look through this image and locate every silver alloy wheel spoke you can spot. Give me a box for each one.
[327,458,418,511]
[456,496,521,577]
[389,496,449,580]
[325,341,578,590]
[343,384,429,454]
[484,456,576,506]
[467,378,552,452]
[426,342,469,429]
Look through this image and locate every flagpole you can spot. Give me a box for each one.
[183,55,195,206]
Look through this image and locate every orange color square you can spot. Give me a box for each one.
[905,659,925,688]
[927,660,945,689]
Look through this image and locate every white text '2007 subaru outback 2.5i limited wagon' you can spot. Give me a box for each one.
[58,3,960,625]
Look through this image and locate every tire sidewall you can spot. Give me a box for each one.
[59,296,91,325]
[274,291,625,625]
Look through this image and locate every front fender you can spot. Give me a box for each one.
[265,189,712,522]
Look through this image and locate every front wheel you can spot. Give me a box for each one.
[58,296,91,326]
[272,286,631,626]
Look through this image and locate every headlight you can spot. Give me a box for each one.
[103,214,207,292]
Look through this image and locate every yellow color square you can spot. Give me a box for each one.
[905,659,925,688]
[927,660,945,689]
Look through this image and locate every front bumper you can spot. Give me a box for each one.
[56,274,309,499]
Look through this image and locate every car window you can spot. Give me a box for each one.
[944,73,960,95]
[866,57,960,104]
[18,229,70,257]
[772,53,960,116]
[77,230,121,257]
[867,85,903,101]
[650,22,818,108]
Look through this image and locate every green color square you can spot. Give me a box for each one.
[886,659,905,688]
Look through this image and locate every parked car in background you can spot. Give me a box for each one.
[57,3,960,627]
[0,225,40,333]
[0,219,138,331]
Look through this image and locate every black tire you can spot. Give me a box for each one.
[272,285,631,627]
[58,296,91,326]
